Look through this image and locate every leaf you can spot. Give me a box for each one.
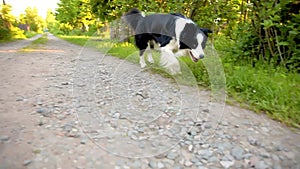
[277,41,289,46]
[289,30,299,35]
[261,20,274,29]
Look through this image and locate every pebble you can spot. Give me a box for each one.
[23,160,32,166]
[231,146,245,160]
[128,161,141,168]
[220,161,234,169]
[220,121,229,126]
[0,135,10,141]
[255,161,269,169]
[198,150,213,160]
[148,161,155,168]
[16,97,24,101]
[80,139,87,144]
[184,160,193,167]
[208,156,219,163]
[157,162,164,169]
[166,152,178,160]
[203,123,212,129]
[248,136,259,146]
[221,154,234,161]
[36,108,50,117]
[173,166,183,169]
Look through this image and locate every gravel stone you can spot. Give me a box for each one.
[248,136,259,146]
[148,160,157,168]
[231,146,245,160]
[23,160,32,166]
[220,161,234,169]
[173,166,183,169]
[203,123,212,129]
[80,139,87,144]
[221,154,234,161]
[166,152,178,160]
[0,135,10,141]
[36,108,50,116]
[157,162,164,169]
[199,150,213,160]
[184,160,193,167]
[188,145,193,152]
[208,156,219,163]
[255,161,269,169]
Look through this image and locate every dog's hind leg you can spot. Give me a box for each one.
[139,50,147,68]
[147,53,154,64]
[147,41,155,64]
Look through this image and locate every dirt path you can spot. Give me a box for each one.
[0,34,299,169]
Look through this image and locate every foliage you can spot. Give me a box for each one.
[46,9,57,32]
[232,0,300,71]
[22,7,45,33]
[55,0,96,34]
[0,4,25,41]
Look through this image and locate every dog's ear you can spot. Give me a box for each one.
[199,28,213,37]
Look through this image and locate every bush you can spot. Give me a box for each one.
[0,27,11,40]
[10,26,26,39]
[232,0,300,72]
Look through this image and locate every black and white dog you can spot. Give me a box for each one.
[123,9,212,74]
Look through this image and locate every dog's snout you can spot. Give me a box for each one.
[199,54,204,59]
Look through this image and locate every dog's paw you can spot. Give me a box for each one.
[140,62,147,68]
[147,55,154,64]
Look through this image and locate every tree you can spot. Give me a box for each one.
[55,0,95,33]
[46,9,57,31]
[23,7,45,32]
[0,3,25,40]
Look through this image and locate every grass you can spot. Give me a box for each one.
[25,31,38,38]
[225,65,300,127]
[0,31,38,43]
[58,35,90,46]
[58,34,300,128]
[20,33,48,52]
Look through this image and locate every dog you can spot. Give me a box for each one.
[123,8,212,74]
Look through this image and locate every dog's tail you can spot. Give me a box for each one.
[123,8,143,31]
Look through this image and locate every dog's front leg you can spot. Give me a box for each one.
[160,48,181,75]
[147,52,154,64]
[139,50,147,68]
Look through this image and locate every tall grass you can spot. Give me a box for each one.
[58,35,300,128]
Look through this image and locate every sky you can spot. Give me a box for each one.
[4,0,61,19]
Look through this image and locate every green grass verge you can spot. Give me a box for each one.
[25,31,38,38]
[58,35,90,46]
[58,35,300,128]
[20,33,48,52]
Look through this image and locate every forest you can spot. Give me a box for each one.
[0,0,299,127]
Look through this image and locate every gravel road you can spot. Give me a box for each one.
[0,33,299,169]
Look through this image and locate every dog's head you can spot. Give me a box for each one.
[179,22,212,62]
